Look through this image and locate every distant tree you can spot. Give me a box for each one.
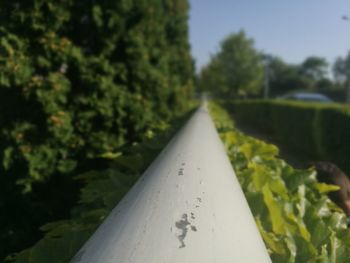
[333,53,350,83]
[197,56,225,94]
[198,31,263,98]
[333,51,350,103]
[263,55,310,97]
[298,56,333,92]
[315,78,333,92]
[262,55,335,97]
[300,56,329,81]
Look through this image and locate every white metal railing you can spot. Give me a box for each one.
[70,104,271,263]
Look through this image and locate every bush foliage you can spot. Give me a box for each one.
[7,111,193,263]
[210,103,350,262]
[0,0,193,187]
[0,0,193,260]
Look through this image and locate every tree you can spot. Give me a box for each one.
[300,56,329,82]
[197,56,225,94]
[299,56,334,92]
[333,51,350,103]
[263,55,310,97]
[262,54,335,97]
[315,78,333,92]
[198,31,263,98]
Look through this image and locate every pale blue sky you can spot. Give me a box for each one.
[189,0,350,72]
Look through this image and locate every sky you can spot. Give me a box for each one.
[189,0,350,72]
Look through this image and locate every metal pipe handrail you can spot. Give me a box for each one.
[70,104,271,263]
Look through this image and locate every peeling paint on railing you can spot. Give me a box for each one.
[70,104,272,263]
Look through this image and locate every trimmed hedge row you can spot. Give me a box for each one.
[225,100,350,173]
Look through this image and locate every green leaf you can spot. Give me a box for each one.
[315,183,340,194]
[97,152,122,159]
[256,217,286,255]
[262,185,287,235]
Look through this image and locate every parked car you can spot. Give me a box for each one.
[279,92,333,102]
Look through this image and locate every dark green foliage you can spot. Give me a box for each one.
[265,56,311,97]
[268,103,319,158]
[0,173,81,261]
[0,0,193,260]
[263,55,337,98]
[320,108,350,171]
[323,89,346,103]
[333,51,350,103]
[6,109,193,263]
[299,56,328,83]
[227,100,350,173]
[0,0,193,186]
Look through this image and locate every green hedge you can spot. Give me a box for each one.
[6,109,194,263]
[0,0,193,260]
[0,0,193,187]
[225,100,350,173]
[209,103,350,262]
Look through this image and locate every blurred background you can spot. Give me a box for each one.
[191,0,350,102]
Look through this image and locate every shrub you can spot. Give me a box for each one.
[227,100,350,173]
[0,0,193,259]
[210,103,350,262]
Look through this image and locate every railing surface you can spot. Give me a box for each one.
[70,104,271,263]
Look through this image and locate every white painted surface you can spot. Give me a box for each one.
[70,105,271,263]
